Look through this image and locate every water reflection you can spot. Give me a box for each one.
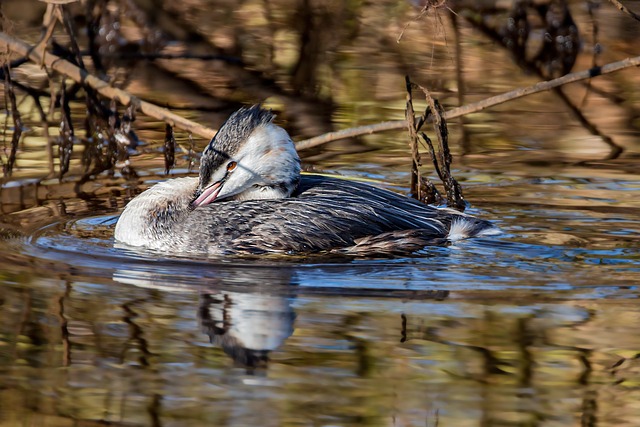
[1,250,640,425]
[115,267,296,371]
[199,289,295,370]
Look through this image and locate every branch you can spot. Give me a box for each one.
[0,31,217,140]
[606,0,640,22]
[295,55,640,150]
[2,30,638,152]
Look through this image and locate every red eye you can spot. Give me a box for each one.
[227,161,237,172]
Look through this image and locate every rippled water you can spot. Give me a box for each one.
[2,1,640,426]
[2,170,639,425]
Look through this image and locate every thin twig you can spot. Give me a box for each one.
[0,31,217,140]
[606,0,640,22]
[59,3,85,69]
[397,2,430,43]
[295,55,640,150]
[36,4,58,67]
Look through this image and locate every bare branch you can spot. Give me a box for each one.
[0,31,217,140]
[2,29,637,155]
[295,55,640,150]
[606,0,640,22]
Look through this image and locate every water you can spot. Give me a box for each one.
[2,1,640,425]
[2,173,639,426]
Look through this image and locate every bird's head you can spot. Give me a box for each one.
[191,105,301,208]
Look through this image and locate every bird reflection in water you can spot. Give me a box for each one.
[113,266,296,370]
[199,288,295,370]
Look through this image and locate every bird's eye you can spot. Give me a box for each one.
[227,161,237,172]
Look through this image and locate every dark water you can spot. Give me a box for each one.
[2,1,640,426]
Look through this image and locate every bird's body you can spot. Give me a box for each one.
[115,105,496,256]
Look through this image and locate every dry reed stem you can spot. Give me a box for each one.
[417,83,465,210]
[404,76,422,199]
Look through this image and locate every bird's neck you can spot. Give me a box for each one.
[229,176,300,201]
[114,177,197,247]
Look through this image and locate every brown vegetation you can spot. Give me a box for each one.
[0,0,638,197]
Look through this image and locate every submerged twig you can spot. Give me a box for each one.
[78,89,121,182]
[187,133,196,172]
[116,104,138,179]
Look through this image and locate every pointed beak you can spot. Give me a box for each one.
[191,181,223,208]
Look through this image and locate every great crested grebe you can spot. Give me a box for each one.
[114,105,496,256]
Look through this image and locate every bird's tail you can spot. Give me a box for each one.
[447,216,499,241]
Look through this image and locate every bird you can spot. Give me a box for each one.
[114,105,496,256]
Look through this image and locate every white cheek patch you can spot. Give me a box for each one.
[210,123,299,202]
